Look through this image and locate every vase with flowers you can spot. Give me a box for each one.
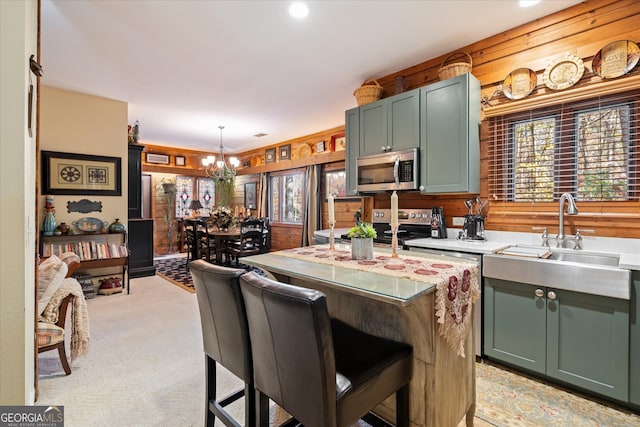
[210,206,235,231]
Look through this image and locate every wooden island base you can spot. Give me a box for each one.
[248,257,476,427]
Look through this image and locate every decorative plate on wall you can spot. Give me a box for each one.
[592,40,640,79]
[297,144,312,159]
[543,54,585,91]
[502,68,537,100]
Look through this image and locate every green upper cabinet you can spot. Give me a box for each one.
[359,99,386,156]
[359,89,420,157]
[419,73,480,194]
[345,107,360,196]
[385,91,420,153]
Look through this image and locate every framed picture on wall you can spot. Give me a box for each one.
[244,182,257,209]
[279,144,291,161]
[265,148,276,164]
[41,151,122,196]
[175,155,186,166]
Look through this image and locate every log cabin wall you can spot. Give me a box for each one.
[141,127,360,253]
[143,0,639,254]
[367,0,640,239]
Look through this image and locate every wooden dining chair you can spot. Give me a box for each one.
[226,218,265,265]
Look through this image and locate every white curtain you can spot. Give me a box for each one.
[258,172,268,218]
[301,165,320,246]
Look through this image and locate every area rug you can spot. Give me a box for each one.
[475,361,640,426]
[154,256,195,293]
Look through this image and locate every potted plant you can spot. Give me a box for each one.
[214,169,235,208]
[347,222,377,260]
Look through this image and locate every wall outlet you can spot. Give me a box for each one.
[452,217,465,226]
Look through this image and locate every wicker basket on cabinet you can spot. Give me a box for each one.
[438,52,473,80]
[353,79,383,106]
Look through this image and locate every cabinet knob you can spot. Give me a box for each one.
[535,289,544,298]
[380,146,387,152]
[547,290,557,300]
[386,145,392,151]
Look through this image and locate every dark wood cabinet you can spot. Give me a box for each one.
[128,218,155,278]
[128,145,145,218]
[128,144,155,278]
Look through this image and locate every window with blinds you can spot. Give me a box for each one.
[487,90,639,202]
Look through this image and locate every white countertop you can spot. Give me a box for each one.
[313,228,351,239]
[403,229,640,271]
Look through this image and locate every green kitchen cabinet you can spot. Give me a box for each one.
[419,73,480,194]
[358,99,386,157]
[385,90,420,153]
[484,278,546,374]
[485,277,629,402]
[358,89,420,157]
[631,271,640,407]
[345,107,360,196]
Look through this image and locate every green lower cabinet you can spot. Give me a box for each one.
[631,271,640,407]
[547,289,629,401]
[485,278,630,402]
[484,279,546,373]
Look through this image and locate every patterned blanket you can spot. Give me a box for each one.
[40,278,90,361]
[276,245,480,357]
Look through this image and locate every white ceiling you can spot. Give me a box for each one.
[40,0,583,154]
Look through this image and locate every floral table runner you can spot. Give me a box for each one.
[275,245,480,357]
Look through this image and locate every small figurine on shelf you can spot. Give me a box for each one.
[128,120,140,144]
[42,195,57,236]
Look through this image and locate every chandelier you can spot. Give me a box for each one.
[202,125,240,181]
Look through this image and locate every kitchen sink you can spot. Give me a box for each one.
[484,247,630,300]
[547,251,620,267]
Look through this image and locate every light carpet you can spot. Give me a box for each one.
[37,274,638,426]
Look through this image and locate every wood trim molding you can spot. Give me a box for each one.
[483,74,640,117]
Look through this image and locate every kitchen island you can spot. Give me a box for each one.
[242,244,479,427]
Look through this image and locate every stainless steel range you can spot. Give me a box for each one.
[341,208,432,246]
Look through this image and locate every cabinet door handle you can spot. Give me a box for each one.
[535,288,544,298]
[547,290,557,300]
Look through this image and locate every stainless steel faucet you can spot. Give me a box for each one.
[557,193,578,247]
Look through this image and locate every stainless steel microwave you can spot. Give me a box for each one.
[356,148,419,193]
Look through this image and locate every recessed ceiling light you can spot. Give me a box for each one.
[519,0,541,7]
[289,2,309,19]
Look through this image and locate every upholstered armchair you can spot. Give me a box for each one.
[37,253,90,375]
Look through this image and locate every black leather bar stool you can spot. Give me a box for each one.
[239,271,413,427]
[189,261,254,427]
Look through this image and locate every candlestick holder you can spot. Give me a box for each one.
[386,223,402,264]
[329,223,336,250]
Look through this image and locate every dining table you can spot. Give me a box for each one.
[241,244,480,427]
[206,229,241,264]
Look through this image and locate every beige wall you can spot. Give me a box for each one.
[0,0,38,405]
[39,86,128,231]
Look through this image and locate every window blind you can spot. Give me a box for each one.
[487,90,639,202]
